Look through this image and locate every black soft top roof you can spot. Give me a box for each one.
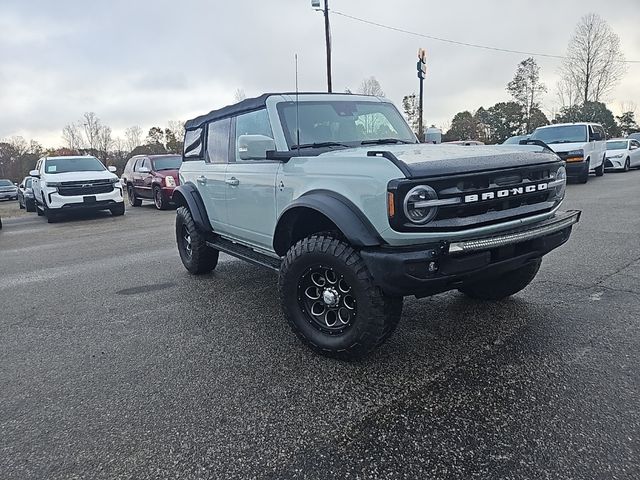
[184,92,376,130]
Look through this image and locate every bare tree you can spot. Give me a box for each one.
[166,120,185,141]
[233,88,246,103]
[9,136,29,156]
[62,123,84,150]
[556,77,581,109]
[507,57,547,131]
[125,125,143,152]
[96,125,113,163]
[82,112,101,152]
[559,13,627,104]
[358,76,384,97]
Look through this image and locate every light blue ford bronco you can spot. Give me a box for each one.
[174,93,580,359]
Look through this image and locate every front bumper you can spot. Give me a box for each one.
[566,161,589,179]
[605,157,625,170]
[0,191,18,200]
[361,210,580,298]
[46,185,123,210]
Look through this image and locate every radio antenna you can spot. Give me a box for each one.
[295,53,300,153]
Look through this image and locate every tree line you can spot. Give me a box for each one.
[0,116,185,182]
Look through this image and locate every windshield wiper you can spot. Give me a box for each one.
[290,141,351,150]
[546,140,580,144]
[360,138,414,145]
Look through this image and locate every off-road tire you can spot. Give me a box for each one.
[595,156,605,177]
[153,186,168,210]
[176,206,219,274]
[278,234,403,360]
[458,258,542,301]
[110,202,125,216]
[128,185,142,207]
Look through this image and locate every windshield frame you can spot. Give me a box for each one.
[530,125,588,144]
[276,100,417,151]
[44,157,106,174]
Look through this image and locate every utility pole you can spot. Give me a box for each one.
[312,0,332,92]
[416,48,427,142]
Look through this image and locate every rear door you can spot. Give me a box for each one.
[224,108,280,251]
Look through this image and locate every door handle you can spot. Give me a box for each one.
[196,175,207,185]
[225,177,240,187]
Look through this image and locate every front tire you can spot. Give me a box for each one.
[595,156,605,177]
[176,206,219,274]
[153,186,168,210]
[624,158,630,172]
[278,234,403,360]
[459,258,542,301]
[110,202,125,216]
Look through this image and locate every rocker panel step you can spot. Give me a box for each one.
[206,237,281,271]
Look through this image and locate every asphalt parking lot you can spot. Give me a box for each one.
[1,172,639,480]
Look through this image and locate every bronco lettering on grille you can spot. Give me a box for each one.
[464,182,548,203]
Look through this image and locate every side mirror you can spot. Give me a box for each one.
[591,132,602,141]
[29,170,40,178]
[631,144,639,150]
[19,184,24,189]
[108,166,117,173]
[238,134,276,160]
[138,166,151,174]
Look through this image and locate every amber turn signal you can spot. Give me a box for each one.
[387,192,395,218]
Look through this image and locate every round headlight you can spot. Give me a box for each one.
[555,166,567,199]
[403,185,438,224]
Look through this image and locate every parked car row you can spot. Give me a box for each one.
[121,154,182,210]
[504,122,640,183]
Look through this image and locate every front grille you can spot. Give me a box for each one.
[57,180,114,196]
[391,162,562,232]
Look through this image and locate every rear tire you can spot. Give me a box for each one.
[278,234,403,360]
[459,258,542,301]
[19,199,24,209]
[176,206,219,274]
[128,185,142,207]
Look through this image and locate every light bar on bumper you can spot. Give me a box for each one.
[447,210,581,255]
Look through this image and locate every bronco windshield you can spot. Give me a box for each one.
[278,101,417,149]
[530,125,587,144]
[606,140,628,150]
[45,157,105,174]
[152,156,182,170]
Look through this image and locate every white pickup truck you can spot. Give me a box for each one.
[30,155,125,222]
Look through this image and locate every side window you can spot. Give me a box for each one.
[235,109,274,161]
[598,126,606,140]
[632,140,640,149]
[183,128,203,159]
[133,158,143,172]
[206,119,231,164]
[141,159,150,170]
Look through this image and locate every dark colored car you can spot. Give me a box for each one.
[17,176,36,212]
[121,154,182,210]
[0,179,18,201]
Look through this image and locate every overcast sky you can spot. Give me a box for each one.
[1,0,639,146]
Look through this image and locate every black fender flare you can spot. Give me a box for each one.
[171,183,213,232]
[273,190,384,256]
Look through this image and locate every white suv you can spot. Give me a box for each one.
[31,155,125,222]
[529,122,607,184]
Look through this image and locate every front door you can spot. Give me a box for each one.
[224,109,280,252]
[199,118,231,232]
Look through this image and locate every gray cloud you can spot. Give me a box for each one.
[1,0,638,145]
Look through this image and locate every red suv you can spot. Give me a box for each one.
[122,154,182,210]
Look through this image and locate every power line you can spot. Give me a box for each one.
[332,10,640,64]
